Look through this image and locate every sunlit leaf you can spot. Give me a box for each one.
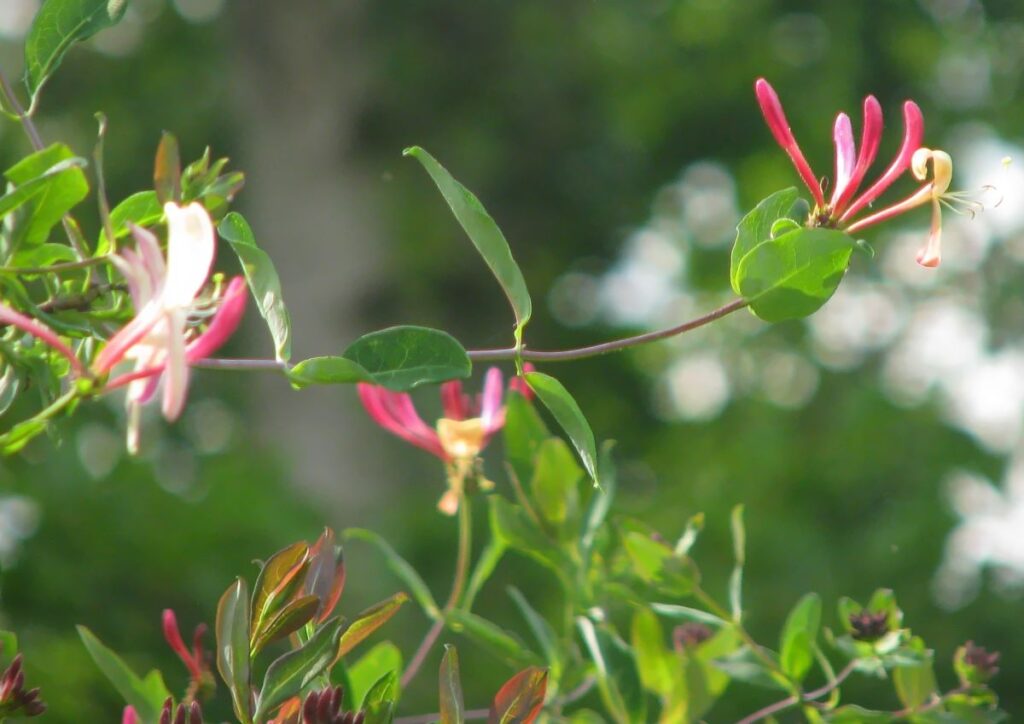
[337,592,409,658]
[4,145,88,251]
[342,326,471,391]
[250,595,320,658]
[255,616,345,720]
[525,372,598,486]
[730,187,799,294]
[361,669,399,724]
[77,626,171,723]
[530,438,582,526]
[216,577,253,723]
[96,191,163,255]
[250,541,309,637]
[445,609,538,668]
[348,641,402,711]
[577,618,645,723]
[735,227,854,322]
[487,666,548,724]
[439,645,465,724]
[219,212,293,362]
[779,592,821,683]
[404,146,532,343]
[24,0,128,102]
[345,528,440,619]
[287,356,371,387]
[631,608,674,697]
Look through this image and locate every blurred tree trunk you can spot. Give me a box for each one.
[226,0,388,514]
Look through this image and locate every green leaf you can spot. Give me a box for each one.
[404,146,531,343]
[577,618,646,723]
[730,187,799,294]
[488,666,548,724]
[674,512,705,557]
[735,227,854,322]
[779,593,822,683]
[507,586,562,678]
[893,640,937,713]
[4,145,88,251]
[503,392,551,484]
[338,592,409,658]
[445,609,538,668]
[77,625,171,723]
[288,356,371,387]
[463,539,507,611]
[622,530,696,596]
[0,417,49,454]
[24,0,128,102]
[216,577,253,723]
[729,504,745,622]
[218,212,292,362]
[650,603,727,628]
[97,191,163,255]
[580,443,616,559]
[488,496,571,586]
[342,326,471,391]
[348,641,402,710]
[255,616,346,720]
[361,669,398,722]
[0,631,16,665]
[712,646,788,691]
[530,438,582,525]
[251,541,309,638]
[631,608,675,696]
[825,705,893,723]
[439,645,465,724]
[250,595,320,657]
[525,372,598,486]
[345,528,440,619]
[153,132,181,205]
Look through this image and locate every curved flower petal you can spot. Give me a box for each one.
[161,308,189,421]
[441,380,469,420]
[754,78,825,208]
[840,100,924,223]
[0,303,85,375]
[357,384,447,459]
[93,301,164,374]
[162,202,216,308]
[830,112,856,206]
[479,367,504,434]
[185,276,248,362]
[833,95,883,215]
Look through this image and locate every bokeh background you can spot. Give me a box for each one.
[0,0,1023,720]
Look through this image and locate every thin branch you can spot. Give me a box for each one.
[467,298,747,362]
[394,708,489,724]
[736,659,860,724]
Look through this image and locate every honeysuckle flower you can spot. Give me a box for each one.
[358,366,533,514]
[93,202,247,452]
[162,609,209,687]
[755,78,965,267]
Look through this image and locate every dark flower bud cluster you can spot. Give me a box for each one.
[159,697,203,724]
[957,641,1001,684]
[848,610,890,641]
[673,623,713,651]
[303,686,365,724]
[0,654,45,717]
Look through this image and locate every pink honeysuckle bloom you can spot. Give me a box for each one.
[754,78,962,267]
[94,202,247,452]
[121,706,139,724]
[162,609,209,685]
[359,366,531,514]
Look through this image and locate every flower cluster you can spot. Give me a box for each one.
[755,78,960,267]
[358,366,533,514]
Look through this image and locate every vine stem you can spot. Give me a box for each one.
[193,298,750,373]
[735,660,858,724]
[400,495,473,689]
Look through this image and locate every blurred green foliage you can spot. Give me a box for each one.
[0,0,1021,720]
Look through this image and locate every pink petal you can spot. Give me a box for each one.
[0,304,85,375]
[122,706,140,724]
[829,113,856,207]
[754,78,824,208]
[162,202,215,308]
[129,223,166,295]
[440,380,468,420]
[832,95,883,216]
[843,182,933,234]
[93,302,163,374]
[508,362,536,399]
[479,367,504,434]
[160,309,189,421]
[840,100,924,223]
[357,384,447,459]
[186,276,248,362]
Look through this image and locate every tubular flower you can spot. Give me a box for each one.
[358,366,533,514]
[93,202,247,452]
[755,78,961,267]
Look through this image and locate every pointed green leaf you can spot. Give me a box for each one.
[24,0,129,102]
[4,145,88,250]
[507,586,562,678]
[345,528,440,619]
[153,132,181,205]
[445,609,538,668]
[649,604,727,628]
[216,577,253,723]
[77,625,171,723]
[462,539,507,611]
[251,541,309,636]
[250,595,320,657]
[631,608,674,696]
[730,187,799,293]
[439,645,465,724]
[96,191,163,255]
[580,443,616,559]
[404,146,531,342]
[255,616,346,720]
[577,618,645,723]
[348,641,402,711]
[361,669,399,724]
[218,212,293,362]
[736,227,854,322]
[503,392,550,484]
[729,504,745,622]
[488,666,548,724]
[779,593,822,683]
[342,325,471,391]
[288,356,371,387]
[338,592,409,657]
[488,496,571,585]
[530,438,582,525]
[525,372,598,486]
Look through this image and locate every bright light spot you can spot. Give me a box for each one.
[944,348,1024,452]
[0,496,38,568]
[600,229,685,326]
[76,423,123,479]
[809,281,903,370]
[90,5,145,57]
[955,128,1024,238]
[548,272,601,328]
[659,353,731,421]
[676,162,738,247]
[758,350,820,409]
[173,0,226,23]
[154,442,198,498]
[185,398,235,454]
[0,0,38,39]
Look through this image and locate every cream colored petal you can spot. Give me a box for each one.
[162,202,215,308]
